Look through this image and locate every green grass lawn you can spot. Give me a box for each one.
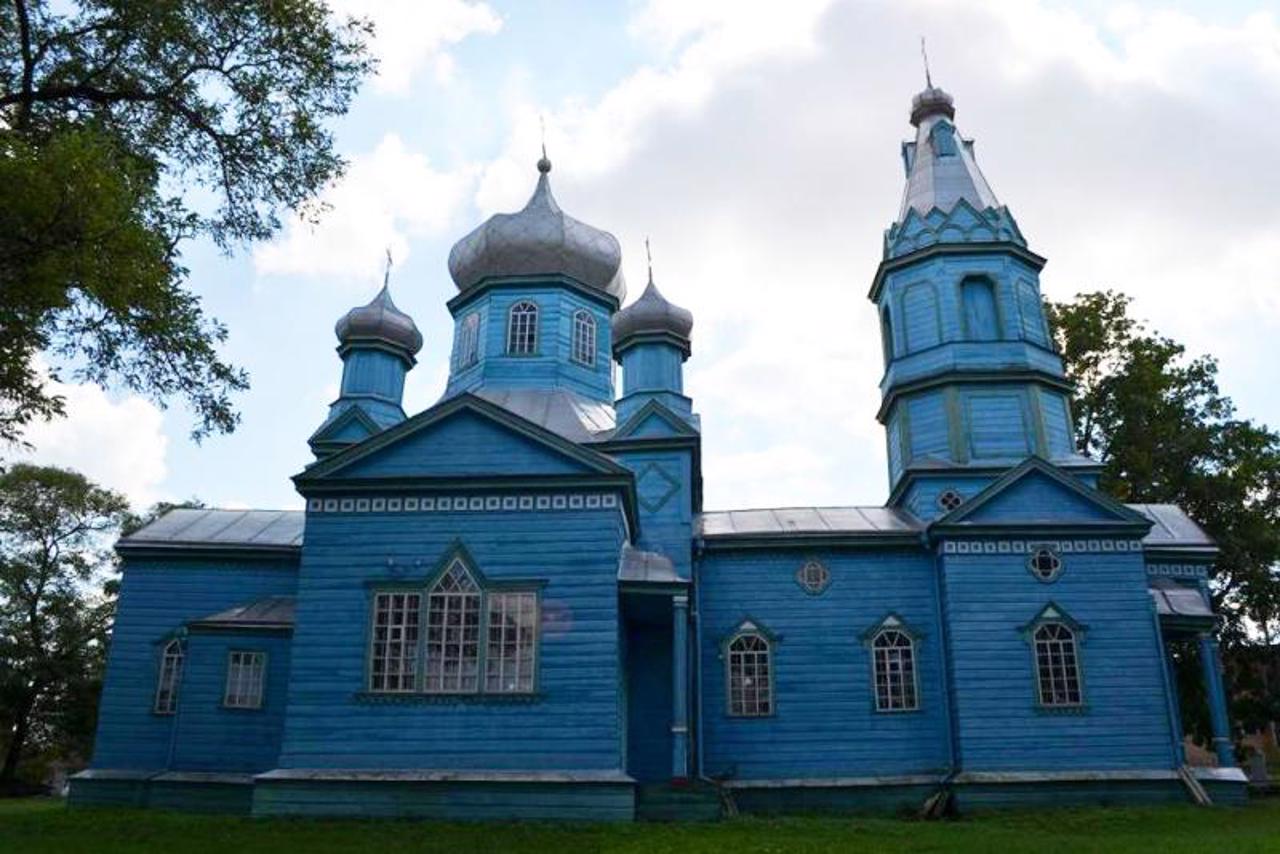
[2,796,1279,853]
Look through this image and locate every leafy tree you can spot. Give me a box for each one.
[0,463,129,791]
[0,0,374,444]
[1047,290,1280,750]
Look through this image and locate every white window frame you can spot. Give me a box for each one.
[871,628,920,712]
[484,590,540,694]
[223,650,267,710]
[506,301,539,355]
[424,560,484,694]
[368,591,421,693]
[726,630,773,717]
[1033,621,1083,708]
[456,311,481,369]
[153,638,184,715]
[795,559,830,595]
[571,309,596,367]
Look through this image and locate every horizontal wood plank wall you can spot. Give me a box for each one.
[90,558,298,771]
[942,543,1173,771]
[277,506,628,771]
[614,447,693,577]
[172,632,292,772]
[698,547,948,780]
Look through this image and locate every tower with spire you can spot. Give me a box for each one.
[871,79,1097,518]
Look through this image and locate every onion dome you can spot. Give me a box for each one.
[612,275,694,356]
[910,85,955,126]
[334,285,423,356]
[447,157,626,301]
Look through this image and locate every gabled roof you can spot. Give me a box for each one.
[610,399,698,442]
[119,509,304,556]
[1129,504,1216,554]
[307,405,381,450]
[189,596,296,630]
[933,457,1152,533]
[698,506,922,548]
[295,392,631,485]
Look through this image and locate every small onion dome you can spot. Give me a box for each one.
[334,285,423,356]
[447,157,626,301]
[910,85,955,127]
[612,278,694,357]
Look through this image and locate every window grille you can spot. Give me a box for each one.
[456,312,481,369]
[796,559,831,595]
[224,651,267,709]
[485,591,538,693]
[937,489,964,512]
[571,310,596,367]
[1034,622,1082,707]
[154,639,185,714]
[424,561,482,693]
[369,592,421,692]
[727,633,773,717]
[872,629,919,711]
[1028,547,1063,582]
[507,301,539,355]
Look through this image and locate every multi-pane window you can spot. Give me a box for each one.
[507,301,539,355]
[369,592,421,692]
[571,310,596,367]
[937,489,964,513]
[1034,622,1082,707]
[154,639,184,714]
[224,651,267,709]
[872,629,919,712]
[796,559,830,595]
[485,591,538,694]
[424,561,483,693]
[1028,547,1063,582]
[727,632,773,717]
[456,312,481,369]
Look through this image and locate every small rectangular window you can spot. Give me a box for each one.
[370,592,421,692]
[224,651,267,709]
[485,591,538,693]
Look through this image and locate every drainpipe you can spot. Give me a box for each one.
[165,628,190,771]
[692,536,707,782]
[930,538,960,781]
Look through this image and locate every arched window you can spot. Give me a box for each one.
[424,560,482,693]
[880,306,895,365]
[872,628,919,711]
[506,301,539,355]
[455,312,481,369]
[1033,622,1082,707]
[727,631,773,717]
[571,309,596,367]
[154,639,185,714]
[961,278,999,341]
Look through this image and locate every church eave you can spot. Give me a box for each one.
[115,541,301,561]
[698,531,924,552]
[446,273,622,315]
[876,370,1075,423]
[868,240,1047,304]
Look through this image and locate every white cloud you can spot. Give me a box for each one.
[15,372,169,509]
[253,133,479,282]
[466,0,1280,510]
[330,0,502,95]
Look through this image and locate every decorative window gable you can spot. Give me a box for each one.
[722,618,777,718]
[862,613,922,713]
[1021,603,1086,709]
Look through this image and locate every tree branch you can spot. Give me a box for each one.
[12,0,36,129]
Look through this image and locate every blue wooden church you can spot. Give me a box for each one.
[72,82,1247,818]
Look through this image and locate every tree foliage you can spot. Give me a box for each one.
[1047,290,1280,746]
[0,463,129,790]
[0,0,374,444]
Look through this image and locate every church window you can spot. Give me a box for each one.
[937,489,964,513]
[369,592,421,693]
[727,631,773,717]
[154,639,185,714]
[881,306,895,365]
[961,277,999,340]
[1033,622,1082,707]
[424,561,483,693]
[795,559,831,595]
[930,121,958,157]
[1028,547,1063,582]
[456,312,481,369]
[507,301,539,355]
[571,309,596,367]
[224,651,267,709]
[872,628,919,712]
[485,591,538,693]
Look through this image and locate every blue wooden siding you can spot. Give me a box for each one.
[170,632,292,772]
[941,543,1175,772]
[961,278,999,340]
[1016,279,1049,346]
[886,411,904,484]
[336,410,594,479]
[962,471,1124,526]
[1039,391,1074,457]
[906,392,949,461]
[900,283,941,352]
[91,557,298,771]
[964,392,1032,459]
[277,505,628,771]
[902,474,1004,522]
[698,547,948,780]
[612,448,693,577]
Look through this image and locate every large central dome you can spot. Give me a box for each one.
[447,157,626,301]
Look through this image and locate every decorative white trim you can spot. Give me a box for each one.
[1147,564,1210,579]
[308,492,621,515]
[942,539,1144,555]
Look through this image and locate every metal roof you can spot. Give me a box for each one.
[612,278,693,352]
[1149,578,1215,620]
[617,545,683,584]
[334,284,422,355]
[447,158,626,300]
[1128,504,1216,550]
[191,596,296,629]
[698,506,922,539]
[122,508,304,549]
[470,387,616,444]
[899,88,1000,223]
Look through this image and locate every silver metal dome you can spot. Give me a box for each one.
[335,285,423,356]
[612,277,693,354]
[447,158,626,301]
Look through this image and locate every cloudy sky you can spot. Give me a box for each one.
[18,0,1280,513]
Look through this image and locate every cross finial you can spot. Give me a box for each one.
[645,237,654,285]
[382,248,393,290]
[921,37,933,89]
[537,113,551,173]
